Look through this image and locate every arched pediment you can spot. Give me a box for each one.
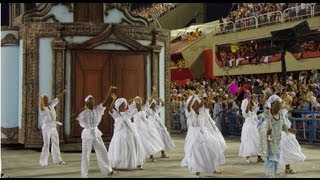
[68,24,150,51]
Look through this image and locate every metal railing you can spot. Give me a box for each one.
[234,16,257,31]
[282,4,313,22]
[313,3,320,17]
[225,110,320,143]
[210,4,318,36]
[257,11,282,27]
[290,110,320,143]
[213,21,235,35]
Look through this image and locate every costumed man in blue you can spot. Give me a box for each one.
[257,94,295,178]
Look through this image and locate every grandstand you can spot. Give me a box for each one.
[170,3,320,79]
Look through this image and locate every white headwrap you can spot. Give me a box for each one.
[114,98,128,111]
[186,95,201,109]
[266,94,282,109]
[85,95,93,103]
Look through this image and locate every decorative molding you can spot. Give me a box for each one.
[1,127,19,144]
[1,33,19,46]
[41,14,59,23]
[22,3,73,23]
[104,3,149,27]
[1,26,19,31]
[68,24,151,51]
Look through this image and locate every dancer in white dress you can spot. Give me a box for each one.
[108,94,145,170]
[144,87,175,158]
[200,88,227,153]
[130,96,165,162]
[181,94,225,177]
[74,86,117,178]
[39,89,67,167]
[279,91,306,174]
[239,91,264,163]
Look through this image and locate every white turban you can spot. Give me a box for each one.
[114,98,128,111]
[266,94,282,109]
[85,95,93,103]
[186,95,201,108]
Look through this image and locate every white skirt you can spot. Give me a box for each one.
[136,119,165,156]
[278,131,306,167]
[153,118,176,152]
[181,126,225,174]
[108,126,145,169]
[204,118,227,152]
[239,117,260,157]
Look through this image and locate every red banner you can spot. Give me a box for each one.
[202,49,214,79]
[171,68,193,81]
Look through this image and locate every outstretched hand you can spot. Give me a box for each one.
[111,93,117,100]
[110,86,117,90]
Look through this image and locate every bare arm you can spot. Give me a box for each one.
[205,88,213,108]
[109,93,117,113]
[56,89,67,100]
[102,86,117,107]
[71,107,86,119]
[187,96,195,112]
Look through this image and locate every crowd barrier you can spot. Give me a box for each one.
[171,109,320,144]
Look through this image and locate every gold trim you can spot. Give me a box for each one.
[1,127,19,144]
[1,26,19,31]
[1,33,19,46]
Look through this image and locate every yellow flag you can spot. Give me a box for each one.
[230,43,239,53]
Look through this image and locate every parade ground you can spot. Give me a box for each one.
[1,134,320,178]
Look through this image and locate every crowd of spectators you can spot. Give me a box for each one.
[131,3,177,22]
[220,3,318,32]
[216,40,276,67]
[216,35,320,68]
[170,70,320,134]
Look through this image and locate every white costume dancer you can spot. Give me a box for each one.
[145,98,175,157]
[181,95,225,177]
[239,93,262,162]
[39,90,66,167]
[130,97,165,161]
[108,97,145,170]
[200,90,227,152]
[76,93,114,178]
[278,108,306,173]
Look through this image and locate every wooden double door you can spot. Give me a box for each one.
[71,50,146,141]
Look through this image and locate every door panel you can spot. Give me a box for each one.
[71,50,146,142]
